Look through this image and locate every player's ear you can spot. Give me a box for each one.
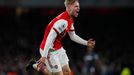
[66,4,72,12]
[66,3,71,8]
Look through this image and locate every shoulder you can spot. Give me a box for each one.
[53,19,68,33]
[53,19,68,27]
[56,11,66,19]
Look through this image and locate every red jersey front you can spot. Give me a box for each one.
[40,11,74,50]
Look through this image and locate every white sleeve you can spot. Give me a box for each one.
[68,25,88,46]
[42,29,57,57]
[69,23,75,31]
[53,19,68,34]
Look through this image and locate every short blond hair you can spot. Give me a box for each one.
[64,0,78,6]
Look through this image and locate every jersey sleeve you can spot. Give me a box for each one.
[68,25,88,46]
[53,19,68,34]
[69,24,75,31]
[42,29,57,58]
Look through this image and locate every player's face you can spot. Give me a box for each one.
[70,1,80,17]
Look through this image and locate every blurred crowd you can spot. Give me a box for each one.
[0,7,134,75]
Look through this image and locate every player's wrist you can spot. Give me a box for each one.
[86,41,88,46]
[42,56,47,59]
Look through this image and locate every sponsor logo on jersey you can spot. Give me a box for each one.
[54,65,58,69]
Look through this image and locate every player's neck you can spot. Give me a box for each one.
[66,9,73,19]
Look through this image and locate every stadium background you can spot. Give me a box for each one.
[0,0,134,75]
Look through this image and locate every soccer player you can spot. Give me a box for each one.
[26,0,96,75]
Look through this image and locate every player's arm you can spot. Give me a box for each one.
[68,25,88,46]
[41,29,57,57]
[68,25,96,48]
[37,29,57,71]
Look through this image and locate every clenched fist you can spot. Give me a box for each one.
[87,38,96,49]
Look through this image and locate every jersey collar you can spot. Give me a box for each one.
[64,11,73,20]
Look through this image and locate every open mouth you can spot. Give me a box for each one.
[76,11,79,14]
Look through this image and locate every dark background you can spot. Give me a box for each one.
[0,0,134,74]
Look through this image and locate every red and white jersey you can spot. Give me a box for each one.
[40,11,74,50]
[40,11,87,57]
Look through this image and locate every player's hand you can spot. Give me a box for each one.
[37,57,47,71]
[87,38,96,49]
